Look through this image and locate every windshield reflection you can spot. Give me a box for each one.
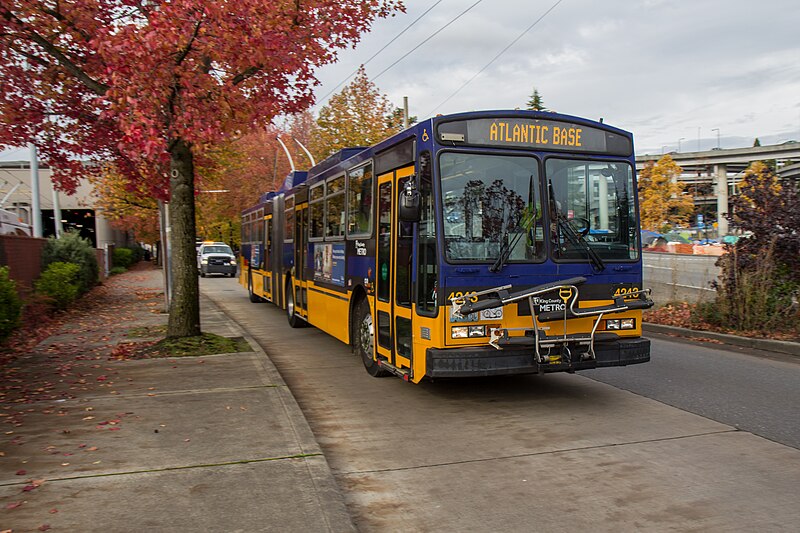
[440,152,544,263]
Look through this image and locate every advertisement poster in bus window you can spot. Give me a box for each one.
[314,243,345,286]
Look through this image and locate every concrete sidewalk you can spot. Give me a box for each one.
[0,264,353,532]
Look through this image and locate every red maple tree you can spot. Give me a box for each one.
[0,0,402,337]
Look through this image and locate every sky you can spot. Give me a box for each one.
[310,0,800,155]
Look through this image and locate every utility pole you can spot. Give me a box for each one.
[403,96,409,130]
[29,143,42,238]
[711,128,720,149]
[52,184,63,238]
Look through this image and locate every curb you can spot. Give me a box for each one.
[199,293,357,533]
[643,323,800,357]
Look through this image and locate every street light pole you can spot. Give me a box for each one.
[711,128,720,149]
[678,137,685,152]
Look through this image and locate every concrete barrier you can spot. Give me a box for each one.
[643,251,720,305]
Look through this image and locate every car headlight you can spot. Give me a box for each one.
[201,258,208,265]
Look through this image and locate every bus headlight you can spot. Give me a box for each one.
[451,326,469,339]
[468,325,486,337]
[606,318,635,331]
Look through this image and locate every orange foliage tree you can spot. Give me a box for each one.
[0,1,403,338]
[637,154,695,232]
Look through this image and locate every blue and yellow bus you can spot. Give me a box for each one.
[240,110,653,383]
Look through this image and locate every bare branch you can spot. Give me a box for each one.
[40,5,93,43]
[232,66,262,86]
[1,8,109,95]
[174,19,203,67]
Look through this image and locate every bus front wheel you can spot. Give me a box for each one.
[354,299,389,377]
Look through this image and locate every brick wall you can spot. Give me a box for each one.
[0,235,46,297]
[0,235,109,297]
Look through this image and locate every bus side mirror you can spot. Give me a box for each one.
[399,179,421,222]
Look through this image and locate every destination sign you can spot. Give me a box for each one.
[436,118,632,156]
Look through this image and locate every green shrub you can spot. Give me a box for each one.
[42,231,98,294]
[35,262,81,309]
[129,246,145,262]
[109,266,127,275]
[705,242,799,332]
[0,266,22,341]
[113,247,135,269]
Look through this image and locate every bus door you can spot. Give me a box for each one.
[263,214,273,301]
[293,202,309,318]
[375,168,415,370]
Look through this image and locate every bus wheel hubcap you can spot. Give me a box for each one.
[359,313,373,356]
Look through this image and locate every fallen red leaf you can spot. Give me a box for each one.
[16,469,26,475]
[6,501,23,509]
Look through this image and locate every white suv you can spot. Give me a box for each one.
[197,242,237,277]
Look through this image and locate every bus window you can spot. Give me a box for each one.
[326,176,345,238]
[377,181,392,303]
[396,176,413,308]
[309,183,324,239]
[284,197,295,242]
[265,218,272,265]
[440,152,543,263]
[416,152,438,316]
[546,159,638,261]
[347,163,373,237]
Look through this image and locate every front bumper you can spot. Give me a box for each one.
[425,337,650,378]
[202,264,237,275]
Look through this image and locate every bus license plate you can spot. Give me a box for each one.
[480,308,503,321]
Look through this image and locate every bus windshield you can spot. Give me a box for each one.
[546,159,639,261]
[440,152,544,263]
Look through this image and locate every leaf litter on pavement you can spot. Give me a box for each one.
[1,263,252,528]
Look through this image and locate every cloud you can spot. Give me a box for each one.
[312,0,800,151]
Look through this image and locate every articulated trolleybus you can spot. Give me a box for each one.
[240,110,653,383]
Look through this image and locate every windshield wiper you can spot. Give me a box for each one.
[489,203,537,273]
[549,180,605,273]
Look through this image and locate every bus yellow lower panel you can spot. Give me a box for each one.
[307,285,351,344]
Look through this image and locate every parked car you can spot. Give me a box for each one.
[0,208,32,236]
[197,242,237,277]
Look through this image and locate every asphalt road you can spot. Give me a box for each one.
[203,277,800,532]
[587,332,800,449]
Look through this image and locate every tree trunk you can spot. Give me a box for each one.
[166,138,201,338]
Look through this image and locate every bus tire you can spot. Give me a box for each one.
[286,280,307,328]
[248,276,262,303]
[354,299,389,377]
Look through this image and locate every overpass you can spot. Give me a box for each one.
[635,142,800,235]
